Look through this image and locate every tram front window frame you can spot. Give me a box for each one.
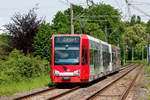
[54,36,80,65]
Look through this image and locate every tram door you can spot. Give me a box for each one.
[81,39,89,81]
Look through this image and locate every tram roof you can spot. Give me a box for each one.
[51,34,118,48]
[87,35,109,46]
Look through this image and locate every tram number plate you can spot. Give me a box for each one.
[62,77,70,80]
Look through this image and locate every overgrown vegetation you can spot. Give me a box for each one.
[0,49,50,97]
[0,75,51,96]
[0,49,49,83]
[142,60,150,99]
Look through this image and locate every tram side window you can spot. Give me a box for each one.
[112,52,116,66]
[89,49,94,65]
[103,52,107,67]
[118,52,120,60]
[107,53,110,65]
[82,47,88,65]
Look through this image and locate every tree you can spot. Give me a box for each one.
[52,11,70,34]
[52,4,122,44]
[33,22,53,61]
[136,16,141,24]
[0,33,11,48]
[84,4,122,44]
[0,33,12,61]
[146,19,150,33]
[130,15,136,26]
[52,5,84,34]
[84,23,105,41]
[130,15,142,25]
[4,8,42,54]
[122,24,148,60]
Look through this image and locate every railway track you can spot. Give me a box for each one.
[84,63,143,100]
[1,63,139,100]
[48,86,80,100]
[120,63,135,71]
[14,86,81,100]
[119,65,143,100]
[13,86,56,100]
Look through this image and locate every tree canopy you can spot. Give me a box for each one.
[33,22,53,60]
[4,8,42,54]
[52,4,122,45]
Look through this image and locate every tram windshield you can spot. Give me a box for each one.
[54,36,80,65]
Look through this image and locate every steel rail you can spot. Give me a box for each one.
[120,63,135,71]
[48,86,80,100]
[85,63,139,100]
[119,64,143,100]
[14,86,56,100]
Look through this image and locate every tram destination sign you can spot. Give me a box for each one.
[55,36,80,44]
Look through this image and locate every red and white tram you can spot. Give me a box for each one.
[51,34,120,83]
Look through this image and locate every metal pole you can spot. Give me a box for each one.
[79,20,85,34]
[117,37,119,48]
[148,37,150,65]
[105,26,108,42]
[124,44,125,64]
[125,45,128,63]
[142,46,144,60]
[146,43,148,62]
[132,47,134,61]
[70,3,74,34]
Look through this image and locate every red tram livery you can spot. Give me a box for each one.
[51,34,120,83]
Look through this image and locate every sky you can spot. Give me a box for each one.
[0,0,150,33]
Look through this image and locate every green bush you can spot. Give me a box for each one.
[0,49,50,83]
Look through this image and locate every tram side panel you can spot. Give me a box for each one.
[101,43,111,75]
[111,46,120,72]
[111,46,116,72]
[88,39,104,82]
[80,37,90,83]
[116,48,121,71]
[109,44,113,73]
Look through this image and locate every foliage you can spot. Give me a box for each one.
[85,4,122,44]
[136,16,141,24]
[84,23,105,41]
[146,19,150,33]
[52,4,122,45]
[130,15,141,26]
[0,33,12,62]
[122,24,148,60]
[0,49,49,83]
[0,74,51,97]
[130,15,136,26]
[33,22,53,61]
[4,8,42,54]
[0,33,12,51]
[0,33,10,46]
[52,5,84,34]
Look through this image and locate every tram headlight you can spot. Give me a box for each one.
[54,70,59,76]
[74,70,80,76]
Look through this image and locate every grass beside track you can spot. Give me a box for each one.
[146,62,150,100]
[135,60,150,100]
[0,75,52,97]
